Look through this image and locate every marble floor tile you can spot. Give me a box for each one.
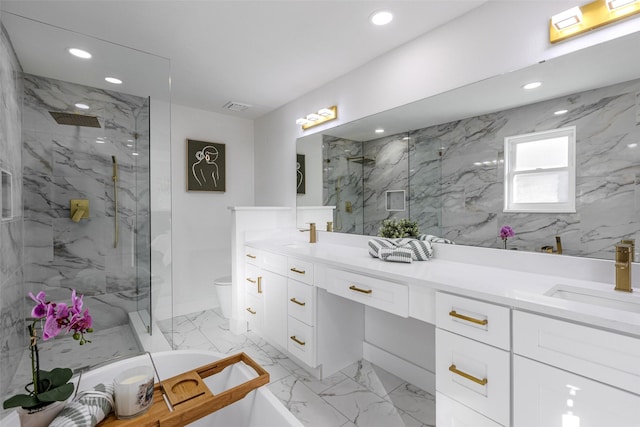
[320,377,406,427]
[159,309,436,427]
[269,374,350,427]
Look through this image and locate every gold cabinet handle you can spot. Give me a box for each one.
[246,277,256,283]
[449,364,487,386]
[258,276,263,294]
[349,285,373,294]
[290,267,306,275]
[449,310,488,326]
[290,297,306,306]
[246,254,256,259]
[246,307,256,315]
[290,335,306,346]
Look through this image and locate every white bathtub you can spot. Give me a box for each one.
[1,350,303,427]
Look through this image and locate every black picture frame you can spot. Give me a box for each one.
[187,139,226,192]
[296,154,305,194]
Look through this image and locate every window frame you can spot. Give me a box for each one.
[504,126,576,213]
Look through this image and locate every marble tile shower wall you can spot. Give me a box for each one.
[323,136,365,234]
[324,78,640,258]
[22,74,151,331]
[0,22,24,403]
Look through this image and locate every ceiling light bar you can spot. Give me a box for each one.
[297,106,338,130]
[550,0,640,43]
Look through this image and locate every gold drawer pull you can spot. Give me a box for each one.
[290,298,306,306]
[258,276,263,294]
[349,285,373,294]
[246,308,256,315]
[246,254,256,259]
[449,310,488,326]
[290,267,306,275]
[246,277,256,283]
[449,364,487,386]
[290,335,306,346]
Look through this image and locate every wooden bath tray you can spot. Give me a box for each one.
[98,352,270,427]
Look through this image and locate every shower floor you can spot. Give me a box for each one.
[2,323,140,417]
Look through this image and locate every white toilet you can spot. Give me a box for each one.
[214,276,232,319]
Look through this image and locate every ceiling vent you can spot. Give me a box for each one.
[223,101,252,112]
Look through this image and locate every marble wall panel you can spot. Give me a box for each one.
[22,73,150,334]
[0,21,24,404]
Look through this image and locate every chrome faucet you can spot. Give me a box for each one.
[299,222,317,243]
[615,243,633,292]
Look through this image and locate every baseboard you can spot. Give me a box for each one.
[363,341,435,394]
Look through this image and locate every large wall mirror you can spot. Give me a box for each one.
[297,32,640,260]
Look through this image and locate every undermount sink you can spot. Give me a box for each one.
[545,284,640,313]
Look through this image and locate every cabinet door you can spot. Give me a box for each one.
[262,270,288,349]
[514,355,640,427]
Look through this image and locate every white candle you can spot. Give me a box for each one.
[114,366,154,419]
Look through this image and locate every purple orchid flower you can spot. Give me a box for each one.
[28,291,48,318]
[499,225,515,240]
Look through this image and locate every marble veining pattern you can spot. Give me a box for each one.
[0,21,24,406]
[158,309,435,427]
[22,74,151,333]
[324,78,640,258]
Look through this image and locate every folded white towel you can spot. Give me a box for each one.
[369,237,433,263]
[50,383,114,427]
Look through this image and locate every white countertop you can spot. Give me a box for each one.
[245,236,640,338]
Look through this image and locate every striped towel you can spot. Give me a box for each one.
[50,383,114,427]
[368,237,434,263]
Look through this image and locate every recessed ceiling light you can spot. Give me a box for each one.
[375,128,385,134]
[370,10,393,26]
[68,48,92,59]
[105,77,122,84]
[554,109,568,115]
[523,81,542,90]
[75,103,90,109]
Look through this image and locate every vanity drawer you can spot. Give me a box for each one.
[244,246,260,266]
[435,293,510,350]
[261,251,287,275]
[244,266,262,297]
[436,329,510,427]
[288,279,315,326]
[287,257,314,285]
[326,268,408,317]
[513,310,640,395]
[436,392,504,427]
[287,316,316,367]
[245,292,263,332]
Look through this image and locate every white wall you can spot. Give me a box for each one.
[171,104,254,317]
[254,1,640,208]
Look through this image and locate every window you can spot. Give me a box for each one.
[504,127,576,213]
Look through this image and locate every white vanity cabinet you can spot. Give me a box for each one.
[513,310,640,426]
[243,248,263,332]
[435,292,511,427]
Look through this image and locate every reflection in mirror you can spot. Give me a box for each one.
[297,32,640,260]
[0,11,171,403]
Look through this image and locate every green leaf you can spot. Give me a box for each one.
[3,394,40,410]
[39,368,73,388]
[36,382,74,403]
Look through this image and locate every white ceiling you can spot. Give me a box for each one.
[0,0,486,119]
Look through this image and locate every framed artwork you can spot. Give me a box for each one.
[296,154,305,194]
[187,139,226,192]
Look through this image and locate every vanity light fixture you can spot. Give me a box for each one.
[68,48,92,59]
[554,109,569,115]
[370,10,393,26]
[75,103,90,109]
[550,0,640,43]
[297,106,338,130]
[105,77,122,84]
[523,81,542,90]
